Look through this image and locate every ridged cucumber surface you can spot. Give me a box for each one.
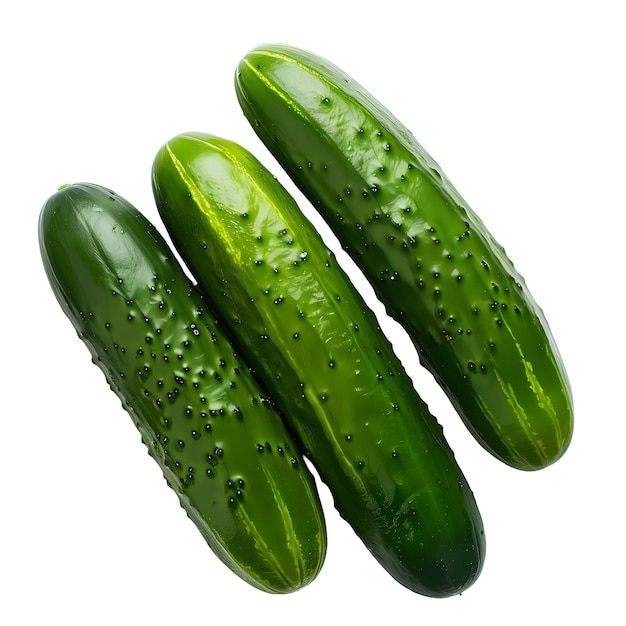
[235,44,574,471]
[38,182,327,594]
[151,133,485,598]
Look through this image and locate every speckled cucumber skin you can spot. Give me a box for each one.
[151,134,485,598]
[234,44,574,471]
[38,182,326,594]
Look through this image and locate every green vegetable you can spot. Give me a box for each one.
[38,182,327,594]
[151,133,485,598]
[234,44,574,471]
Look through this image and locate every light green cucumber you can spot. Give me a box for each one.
[152,133,485,598]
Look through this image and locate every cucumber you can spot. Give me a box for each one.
[151,133,485,598]
[234,44,574,471]
[38,182,326,594]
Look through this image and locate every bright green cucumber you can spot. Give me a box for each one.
[151,133,485,598]
[38,182,326,593]
[235,44,574,471]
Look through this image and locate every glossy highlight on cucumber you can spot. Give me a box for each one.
[151,133,486,598]
[234,44,574,471]
[38,182,327,594]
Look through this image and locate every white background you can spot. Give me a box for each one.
[2,1,624,623]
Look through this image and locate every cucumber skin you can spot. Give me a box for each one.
[38,182,326,594]
[151,134,485,598]
[235,45,574,471]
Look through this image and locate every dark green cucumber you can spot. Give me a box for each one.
[151,133,485,598]
[235,44,574,471]
[38,182,326,594]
